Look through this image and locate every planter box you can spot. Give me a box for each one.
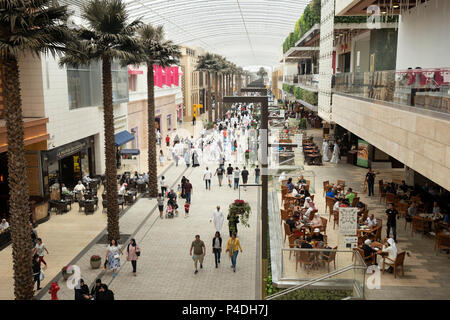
[90,259,101,269]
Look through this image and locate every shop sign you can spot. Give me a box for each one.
[357,139,369,168]
[339,208,358,236]
[56,141,86,160]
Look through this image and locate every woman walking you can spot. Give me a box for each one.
[160,176,167,196]
[225,233,243,273]
[126,239,141,276]
[105,239,123,278]
[157,193,164,219]
[159,150,165,167]
[212,231,222,268]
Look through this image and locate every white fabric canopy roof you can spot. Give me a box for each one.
[124,0,311,67]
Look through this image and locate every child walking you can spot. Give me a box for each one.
[184,201,190,218]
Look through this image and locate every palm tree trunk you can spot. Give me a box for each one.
[102,56,120,241]
[207,71,212,123]
[147,62,158,197]
[214,72,218,121]
[2,55,34,300]
[219,74,223,119]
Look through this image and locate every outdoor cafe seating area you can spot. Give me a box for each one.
[302,136,322,166]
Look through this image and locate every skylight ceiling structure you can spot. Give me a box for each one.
[124,0,311,67]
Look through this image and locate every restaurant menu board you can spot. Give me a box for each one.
[357,139,369,168]
[339,208,358,236]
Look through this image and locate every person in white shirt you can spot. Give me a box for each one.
[203,167,212,190]
[292,187,298,197]
[156,129,161,146]
[73,181,86,201]
[61,184,69,195]
[233,167,240,190]
[0,219,9,230]
[210,206,224,232]
[333,199,341,212]
[303,197,312,209]
[118,183,127,196]
[382,238,398,272]
[366,214,377,227]
[160,176,167,196]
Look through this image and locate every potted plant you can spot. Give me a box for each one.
[90,255,102,269]
[227,200,252,235]
[61,265,73,280]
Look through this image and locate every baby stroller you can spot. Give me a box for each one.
[165,204,174,219]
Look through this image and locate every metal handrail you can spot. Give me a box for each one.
[265,263,365,300]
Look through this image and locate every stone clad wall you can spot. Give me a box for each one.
[332,94,450,190]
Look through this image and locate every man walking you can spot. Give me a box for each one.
[226,164,234,188]
[233,167,240,190]
[214,165,225,187]
[365,168,376,196]
[190,235,206,274]
[184,179,193,204]
[203,167,212,190]
[210,206,224,232]
[386,203,399,242]
[241,166,249,191]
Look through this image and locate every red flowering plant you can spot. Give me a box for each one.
[229,199,252,229]
[90,255,101,262]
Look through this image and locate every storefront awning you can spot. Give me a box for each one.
[120,149,140,155]
[128,67,143,75]
[115,130,135,147]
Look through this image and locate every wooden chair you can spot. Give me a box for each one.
[385,192,396,206]
[320,246,337,272]
[397,202,408,218]
[308,209,317,221]
[411,216,430,238]
[333,210,339,229]
[404,213,413,230]
[356,247,375,266]
[337,180,345,187]
[137,183,147,194]
[280,209,289,223]
[410,195,421,203]
[296,250,315,272]
[84,201,95,215]
[325,196,336,220]
[288,234,296,259]
[310,194,315,202]
[319,217,328,234]
[360,210,368,224]
[382,251,406,278]
[323,180,329,196]
[435,233,450,255]
[284,222,293,243]
[351,197,360,207]
[78,200,85,212]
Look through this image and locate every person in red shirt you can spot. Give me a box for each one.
[184,201,190,218]
[165,135,170,147]
[49,281,60,300]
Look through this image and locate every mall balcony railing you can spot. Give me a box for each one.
[332,68,450,115]
[284,75,299,84]
[297,74,319,90]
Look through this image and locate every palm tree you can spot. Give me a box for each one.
[0,0,72,300]
[257,67,268,79]
[60,0,142,242]
[213,55,227,121]
[196,53,216,122]
[137,24,181,197]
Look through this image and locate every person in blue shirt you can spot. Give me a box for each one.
[325,187,335,198]
[286,178,295,192]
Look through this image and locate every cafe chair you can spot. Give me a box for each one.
[84,193,93,201]
[397,202,408,218]
[382,251,406,278]
[85,202,95,215]
[411,216,430,238]
[137,183,147,194]
[404,214,413,230]
[280,209,289,224]
[435,233,450,255]
[351,197,360,207]
[288,234,296,259]
[385,192,396,206]
[356,247,375,266]
[325,196,335,220]
[337,180,345,187]
[322,181,329,196]
[319,217,328,234]
[124,194,134,206]
[333,210,339,230]
[284,223,293,243]
[296,250,315,273]
[78,200,85,212]
[320,246,337,273]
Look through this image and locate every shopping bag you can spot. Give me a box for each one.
[39,269,45,281]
